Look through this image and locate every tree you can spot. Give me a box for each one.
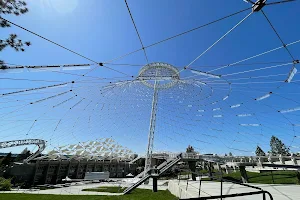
[186,145,194,153]
[228,152,233,156]
[0,0,31,67]
[255,145,266,156]
[0,152,12,167]
[186,145,196,181]
[0,177,11,191]
[270,136,290,156]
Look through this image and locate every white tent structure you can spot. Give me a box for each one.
[44,138,135,161]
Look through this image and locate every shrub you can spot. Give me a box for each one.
[0,177,12,191]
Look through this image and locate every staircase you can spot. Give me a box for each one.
[159,157,181,175]
[123,154,182,194]
[135,170,146,178]
[134,158,173,178]
[157,159,170,169]
[123,173,151,194]
[129,156,144,164]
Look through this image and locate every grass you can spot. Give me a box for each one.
[82,186,126,193]
[198,169,218,174]
[220,171,300,184]
[160,168,300,185]
[0,188,176,200]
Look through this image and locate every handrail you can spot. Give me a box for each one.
[124,153,182,194]
[129,156,143,164]
[180,190,273,200]
[177,169,273,200]
[222,178,263,190]
[159,157,181,175]
[123,174,151,194]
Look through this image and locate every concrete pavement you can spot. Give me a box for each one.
[1,178,299,199]
[0,178,168,196]
[168,180,300,200]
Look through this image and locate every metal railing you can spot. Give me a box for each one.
[177,169,274,200]
[181,190,273,200]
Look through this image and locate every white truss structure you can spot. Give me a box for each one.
[44,138,134,160]
[0,139,46,163]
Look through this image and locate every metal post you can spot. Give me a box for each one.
[144,70,159,175]
[198,176,202,197]
[153,177,158,192]
[220,178,223,200]
[208,162,213,180]
[239,166,249,183]
[271,171,275,184]
[220,166,223,200]
[186,179,189,191]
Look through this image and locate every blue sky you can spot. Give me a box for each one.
[1,0,300,156]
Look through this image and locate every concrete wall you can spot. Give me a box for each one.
[168,180,192,199]
[6,159,136,186]
[6,163,36,186]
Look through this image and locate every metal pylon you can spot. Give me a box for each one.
[144,74,159,175]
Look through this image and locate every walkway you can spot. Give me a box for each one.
[168,180,300,199]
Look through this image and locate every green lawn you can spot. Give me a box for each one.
[196,170,300,184]
[0,188,176,200]
[222,171,300,184]
[82,186,126,193]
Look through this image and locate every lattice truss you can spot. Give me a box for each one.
[46,138,134,160]
[1,0,300,156]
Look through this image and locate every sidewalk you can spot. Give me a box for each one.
[168,180,300,199]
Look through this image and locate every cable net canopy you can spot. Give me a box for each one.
[1,61,299,156]
[1,1,300,157]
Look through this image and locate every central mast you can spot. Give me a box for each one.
[137,62,180,175]
[144,70,159,174]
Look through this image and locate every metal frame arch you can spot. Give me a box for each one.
[0,139,46,163]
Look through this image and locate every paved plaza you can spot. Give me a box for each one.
[0,178,168,196]
[1,178,299,199]
[168,180,300,200]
